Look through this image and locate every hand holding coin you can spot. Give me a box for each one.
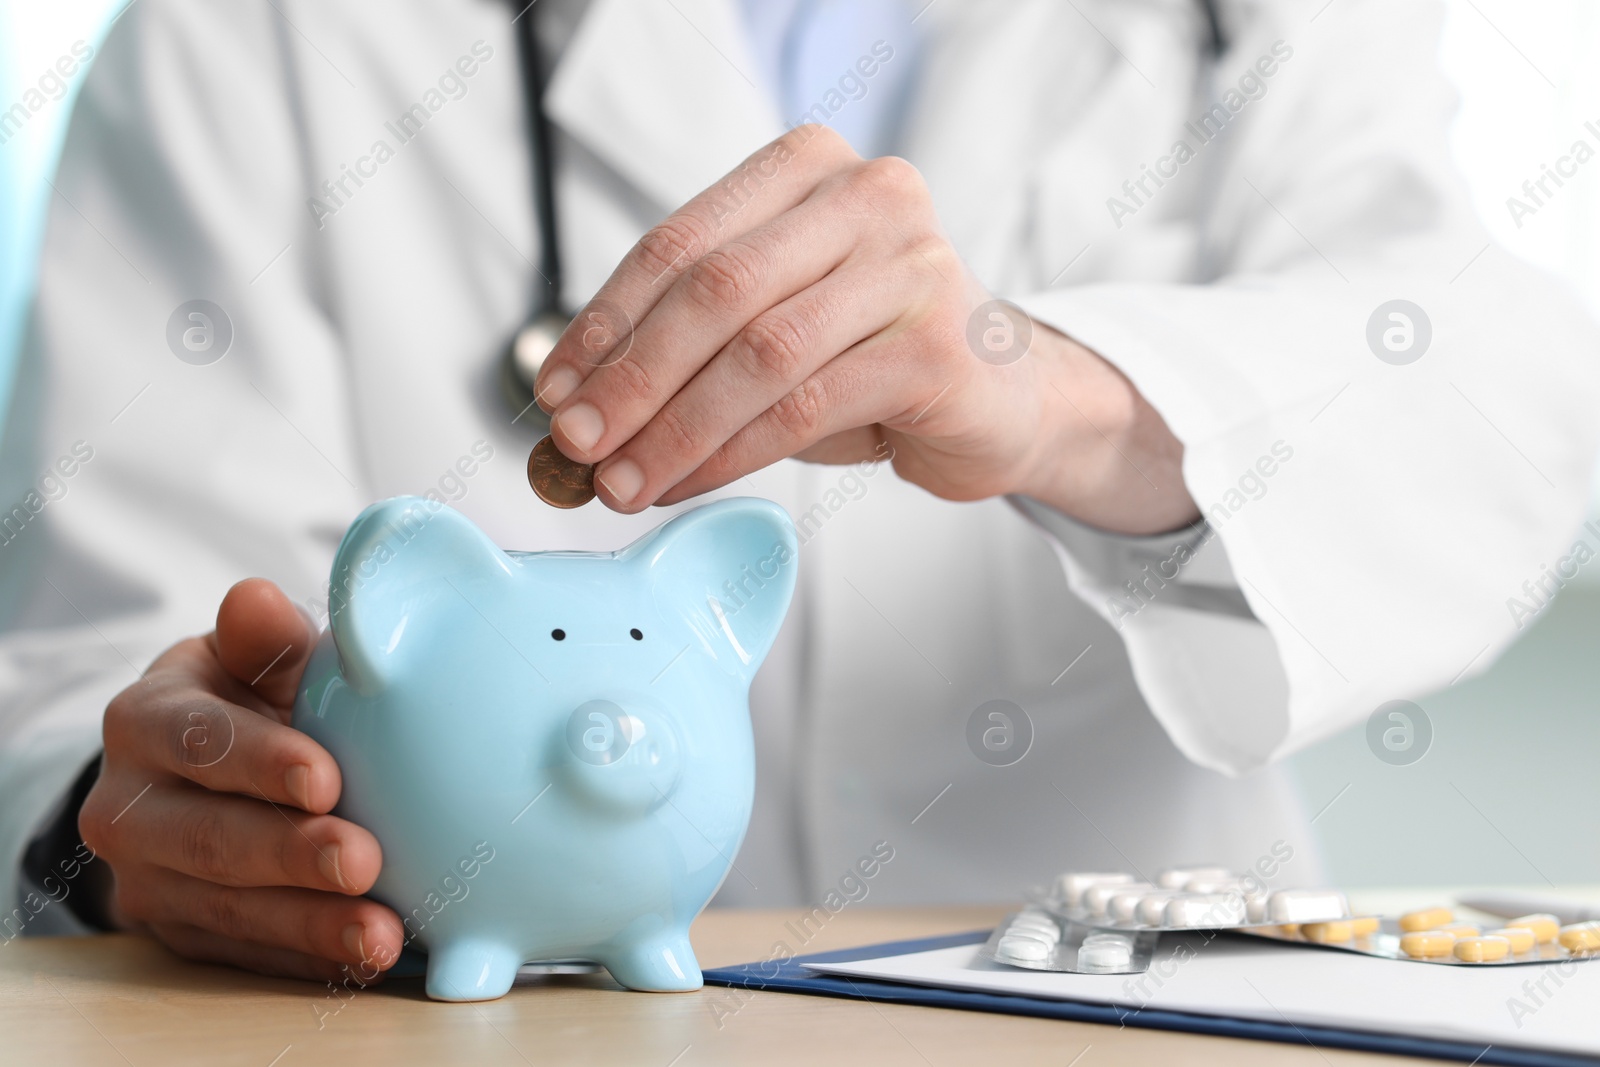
[527,127,1198,535]
[527,435,596,509]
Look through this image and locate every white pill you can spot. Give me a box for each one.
[1081,932,1133,948]
[997,935,1052,961]
[1085,881,1153,917]
[1077,940,1133,970]
[1266,889,1349,924]
[1156,866,1233,889]
[1107,888,1166,923]
[1057,872,1134,908]
[1134,891,1187,925]
[1105,894,1141,923]
[1009,921,1060,944]
[1192,880,1267,918]
[1165,893,1247,927]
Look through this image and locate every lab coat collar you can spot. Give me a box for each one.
[544,0,785,212]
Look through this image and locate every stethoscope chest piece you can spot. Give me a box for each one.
[501,309,571,431]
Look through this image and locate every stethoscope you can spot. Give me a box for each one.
[497,0,1228,430]
[499,0,568,433]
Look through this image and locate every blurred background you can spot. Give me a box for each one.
[3,0,1596,889]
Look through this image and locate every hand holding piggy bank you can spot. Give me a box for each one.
[293,496,797,1001]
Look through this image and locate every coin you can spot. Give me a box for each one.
[527,435,596,509]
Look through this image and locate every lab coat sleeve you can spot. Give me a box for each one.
[0,0,362,915]
[1009,0,1600,775]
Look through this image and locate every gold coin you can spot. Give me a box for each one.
[527,435,595,509]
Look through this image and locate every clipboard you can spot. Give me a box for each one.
[702,931,1596,1067]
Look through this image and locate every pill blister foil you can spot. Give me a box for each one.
[1240,919,1600,967]
[978,912,1159,974]
[1034,897,1366,935]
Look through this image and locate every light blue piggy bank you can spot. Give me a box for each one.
[292,495,797,1001]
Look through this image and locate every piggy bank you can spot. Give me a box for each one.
[291,495,797,1001]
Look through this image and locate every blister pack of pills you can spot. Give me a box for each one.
[1041,868,1359,932]
[1001,864,1600,974]
[1244,908,1600,967]
[978,908,1159,974]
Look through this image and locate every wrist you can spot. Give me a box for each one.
[21,754,119,932]
[1014,326,1200,536]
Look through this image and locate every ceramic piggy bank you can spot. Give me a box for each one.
[292,495,797,1001]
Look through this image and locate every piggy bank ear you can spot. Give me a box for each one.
[635,498,798,683]
[327,496,512,695]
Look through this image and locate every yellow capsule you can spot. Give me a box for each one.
[1302,921,1354,943]
[1349,916,1381,938]
[1400,930,1455,958]
[1437,922,1479,939]
[1507,913,1561,944]
[1453,936,1510,963]
[1399,906,1453,932]
[1557,921,1600,953]
[1278,923,1301,937]
[1486,927,1536,955]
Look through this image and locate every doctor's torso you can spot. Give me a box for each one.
[29,0,1320,906]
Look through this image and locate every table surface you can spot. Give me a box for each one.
[2,891,1585,1067]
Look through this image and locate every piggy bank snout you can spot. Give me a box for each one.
[559,698,683,814]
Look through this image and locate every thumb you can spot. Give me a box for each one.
[214,578,317,712]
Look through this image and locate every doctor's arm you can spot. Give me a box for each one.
[1005,1,1600,773]
[533,0,1600,775]
[1,0,403,974]
[533,124,1201,536]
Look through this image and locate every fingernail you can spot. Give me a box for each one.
[320,844,347,890]
[598,459,644,507]
[555,402,604,454]
[342,922,366,960]
[537,365,580,409]
[285,764,311,809]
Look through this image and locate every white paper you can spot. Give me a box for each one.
[803,934,1600,1057]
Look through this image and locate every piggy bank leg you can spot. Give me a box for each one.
[602,930,702,992]
[425,938,524,1002]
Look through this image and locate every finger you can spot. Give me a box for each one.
[534,125,859,411]
[550,187,867,471]
[102,684,342,813]
[129,868,405,966]
[125,785,381,892]
[657,337,940,505]
[149,922,388,984]
[213,578,317,710]
[591,263,907,511]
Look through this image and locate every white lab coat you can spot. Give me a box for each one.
[2,0,1595,917]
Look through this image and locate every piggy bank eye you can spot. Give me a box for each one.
[551,629,566,641]
[630,628,643,641]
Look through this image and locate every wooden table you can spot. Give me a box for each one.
[0,905,1442,1067]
